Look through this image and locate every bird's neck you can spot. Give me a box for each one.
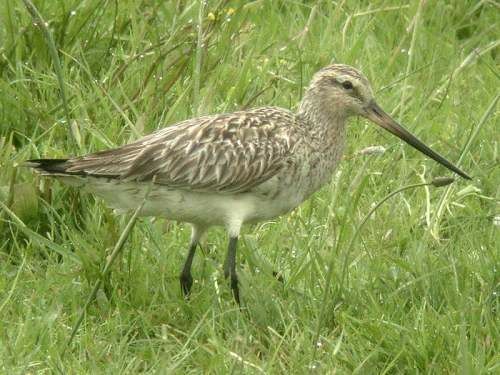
[295,94,348,197]
[296,93,348,147]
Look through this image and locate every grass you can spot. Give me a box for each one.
[0,0,498,372]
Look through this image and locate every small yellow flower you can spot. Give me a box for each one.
[207,12,216,21]
[226,7,235,16]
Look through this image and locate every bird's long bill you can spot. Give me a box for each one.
[364,101,471,180]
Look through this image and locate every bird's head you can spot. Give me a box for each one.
[302,64,471,180]
[307,64,375,117]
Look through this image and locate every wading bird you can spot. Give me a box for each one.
[27,64,470,304]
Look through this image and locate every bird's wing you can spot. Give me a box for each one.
[63,108,295,193]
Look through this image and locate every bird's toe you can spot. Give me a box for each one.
[230,276,240,305]
[180,273,193,297]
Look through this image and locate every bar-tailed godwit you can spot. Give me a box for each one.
[27,64,471,304]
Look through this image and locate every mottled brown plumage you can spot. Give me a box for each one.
[62,108,295,193]
[28,64,470,304]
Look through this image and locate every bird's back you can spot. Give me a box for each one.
[31,107,297,186]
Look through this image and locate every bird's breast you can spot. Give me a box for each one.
[287,142,345,199]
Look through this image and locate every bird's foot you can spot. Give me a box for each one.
[179,273,193,298]
[272,271,284,283]
[224,270,241,305]
[230,276,240,305]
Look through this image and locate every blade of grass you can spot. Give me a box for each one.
[22,0,77,150]
[0,198,78,262]
[0,254,26,314]
[430,94,499,239]
[312,177,455,361]
[399,0,424,120]
[192,0,205,116]
[63,185,151,354]
[0,161,17,233]
[60,49,140,138]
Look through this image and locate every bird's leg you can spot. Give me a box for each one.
[223,236,240,305]
[272,271,284,283]
[179,224,205,297]
[179,242,197,297]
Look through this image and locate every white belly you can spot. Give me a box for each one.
[74,177,304,228]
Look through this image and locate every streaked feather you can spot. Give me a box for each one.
[52,107,296,194]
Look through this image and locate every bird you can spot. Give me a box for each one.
[27,64,471,304]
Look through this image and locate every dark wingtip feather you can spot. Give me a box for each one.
[24,158,121,179]
[23,159,70,174]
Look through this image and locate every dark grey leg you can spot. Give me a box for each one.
[179,225,206,298]
[224,236,240,304]
[180,242,197,297]
[272,271,284,283]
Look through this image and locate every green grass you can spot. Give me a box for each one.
[1,0,498,372]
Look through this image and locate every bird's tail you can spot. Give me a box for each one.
[23,159,72,176]
[24,158,93,188]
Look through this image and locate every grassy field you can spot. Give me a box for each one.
[0,0,498,373]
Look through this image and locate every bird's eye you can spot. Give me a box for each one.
[342,81,353,90]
